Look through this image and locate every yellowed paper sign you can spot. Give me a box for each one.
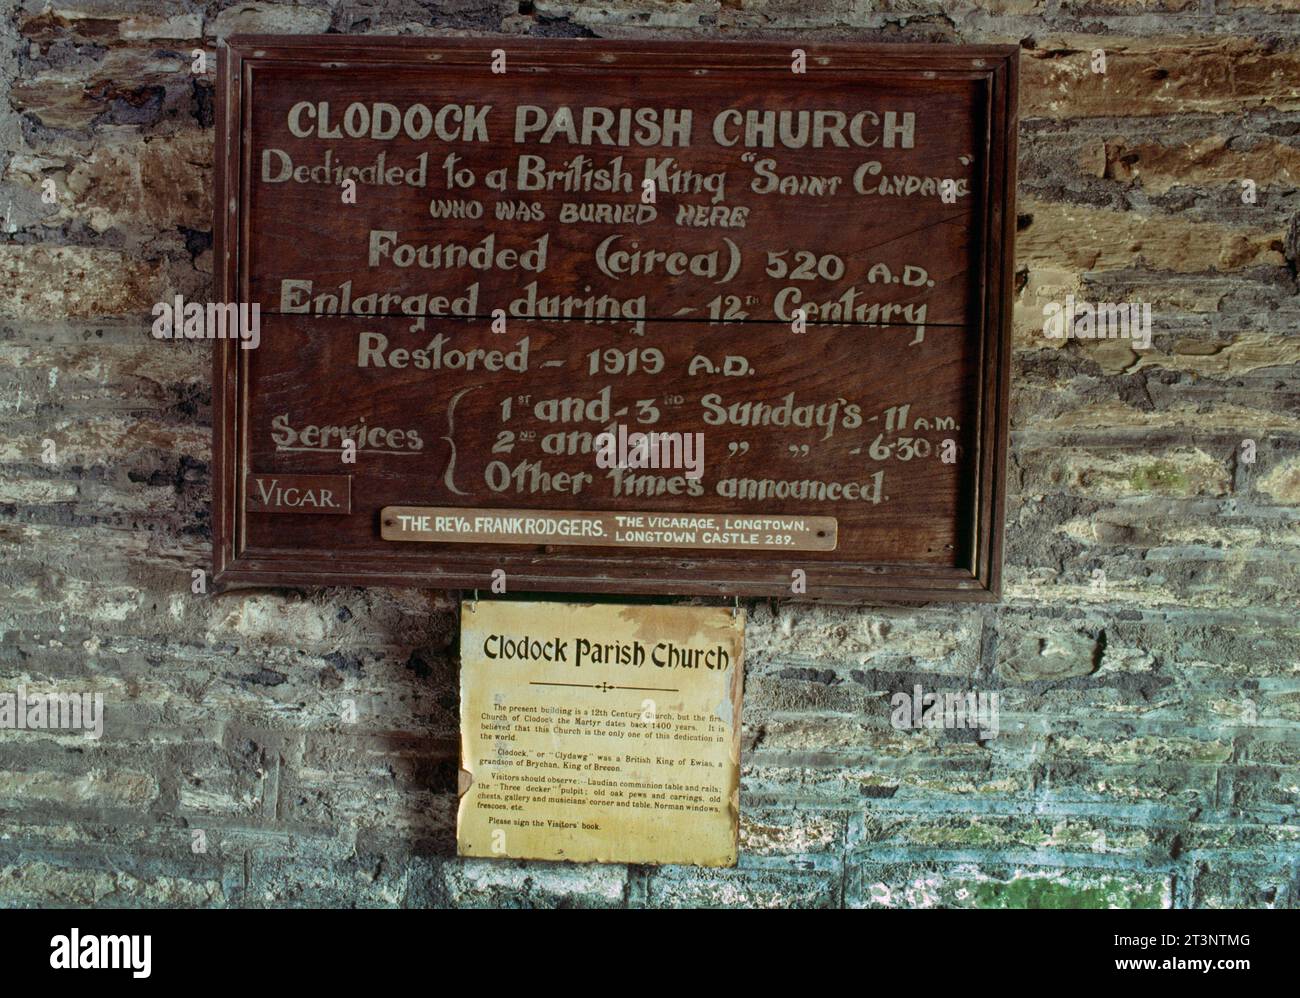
[457,600,745,866]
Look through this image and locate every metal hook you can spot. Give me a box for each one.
[732,595,739,619]
[468,589,478,612]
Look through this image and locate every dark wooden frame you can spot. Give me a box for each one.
[213,36,1017,603]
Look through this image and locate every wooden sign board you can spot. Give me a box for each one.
[457,600,744,866]
[212,37,1017,602]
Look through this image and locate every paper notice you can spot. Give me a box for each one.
[457,600,744,866]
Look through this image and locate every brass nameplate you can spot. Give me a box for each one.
[457,600,744,866]
[381,505,836,551]
[246,473,352,514]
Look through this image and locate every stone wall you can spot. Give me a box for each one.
[1,0,1297,908]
